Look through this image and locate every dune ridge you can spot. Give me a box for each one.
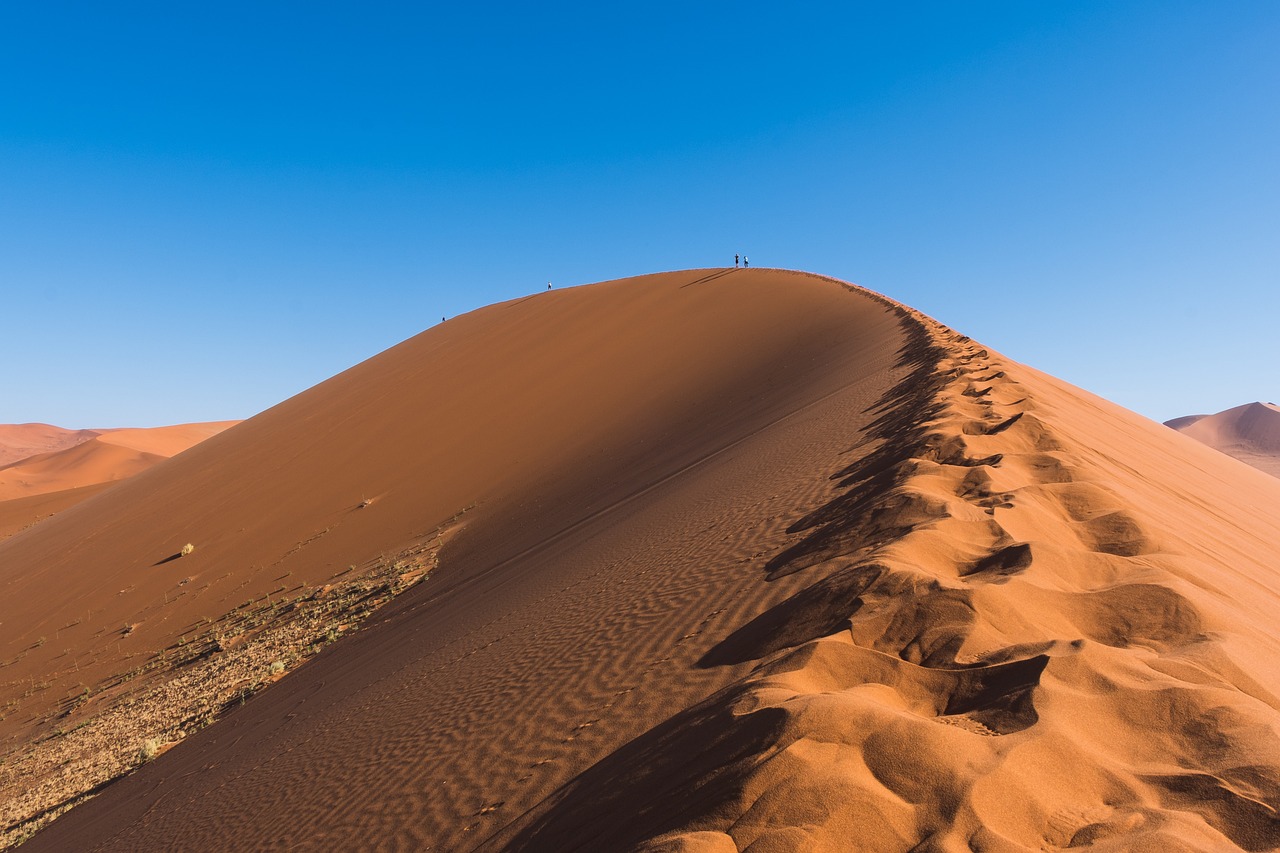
[493,281,1280,851]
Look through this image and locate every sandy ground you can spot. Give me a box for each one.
[8,270,1280,851]
[1167,402,1280,478]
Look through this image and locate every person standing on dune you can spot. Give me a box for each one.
[744,256,749,268]
[735,253,740,267]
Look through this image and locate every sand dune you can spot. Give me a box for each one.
[0,421,239,512]
[1167,402,1280,478]
[8,271,1280,851]
[0,424,99,468]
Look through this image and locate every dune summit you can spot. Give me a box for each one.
[7,270,1280,851]
[1166,402,1280,479]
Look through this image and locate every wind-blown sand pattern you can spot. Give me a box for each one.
[9,271,1280,851]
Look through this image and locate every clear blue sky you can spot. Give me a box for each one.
[2,1,1276,427]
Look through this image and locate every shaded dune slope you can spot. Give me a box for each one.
[491,298,1280,852]
[9,269,905,849]
[16,271,1280,851]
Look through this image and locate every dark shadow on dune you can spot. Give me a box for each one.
[485,685,788,852]
[699,562,885,667]
[961,542,1032,581]
[491,293,960,850]
[679,268,738,288]
[756,303,949,582]
[152,552,183,566]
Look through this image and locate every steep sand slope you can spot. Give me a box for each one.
[0,484,117,541]
[3,269,905,848]
[0,425,99,468]
[1167,402,1280,478]
[16,272,1280,851]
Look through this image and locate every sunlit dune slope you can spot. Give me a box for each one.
[16,270,1280,852]
[1167,402,1280,478]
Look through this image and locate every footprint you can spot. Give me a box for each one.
[961,543,1033,582]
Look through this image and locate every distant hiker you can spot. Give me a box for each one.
[744,256,749,268]
[735,253,739,268]
[548,282,552,289]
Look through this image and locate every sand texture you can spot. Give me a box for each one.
[1167,402,1280,479]
[7,270,1280,851]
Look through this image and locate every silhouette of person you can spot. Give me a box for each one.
[744,256,749,268]
[735,253,739,268]
[548,282,552,289]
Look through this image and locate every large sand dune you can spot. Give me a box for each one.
[1167,402,1280,478]
[8,270,1280,851]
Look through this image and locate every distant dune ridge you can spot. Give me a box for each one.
[1166,402,1280,478]
[0,421,239,540]
[5,270,1280,851]
[0,424,100,468]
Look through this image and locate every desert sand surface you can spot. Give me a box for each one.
[8,270,1280,851]
[1167,402,1280,478]
[0,484,118,542]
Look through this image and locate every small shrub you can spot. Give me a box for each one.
[179,543,195,557]
[138,738,161,762]
[268,660,284,675]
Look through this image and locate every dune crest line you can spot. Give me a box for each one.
[494,277,1280,852]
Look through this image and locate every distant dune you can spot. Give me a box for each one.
[0,424,99,467]
[7,270,1280,852]
[0,421,239,538]
[1166,402,1280,478]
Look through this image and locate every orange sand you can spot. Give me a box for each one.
[8,270,1280,852]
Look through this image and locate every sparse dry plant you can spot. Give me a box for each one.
[138,738,161,762]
